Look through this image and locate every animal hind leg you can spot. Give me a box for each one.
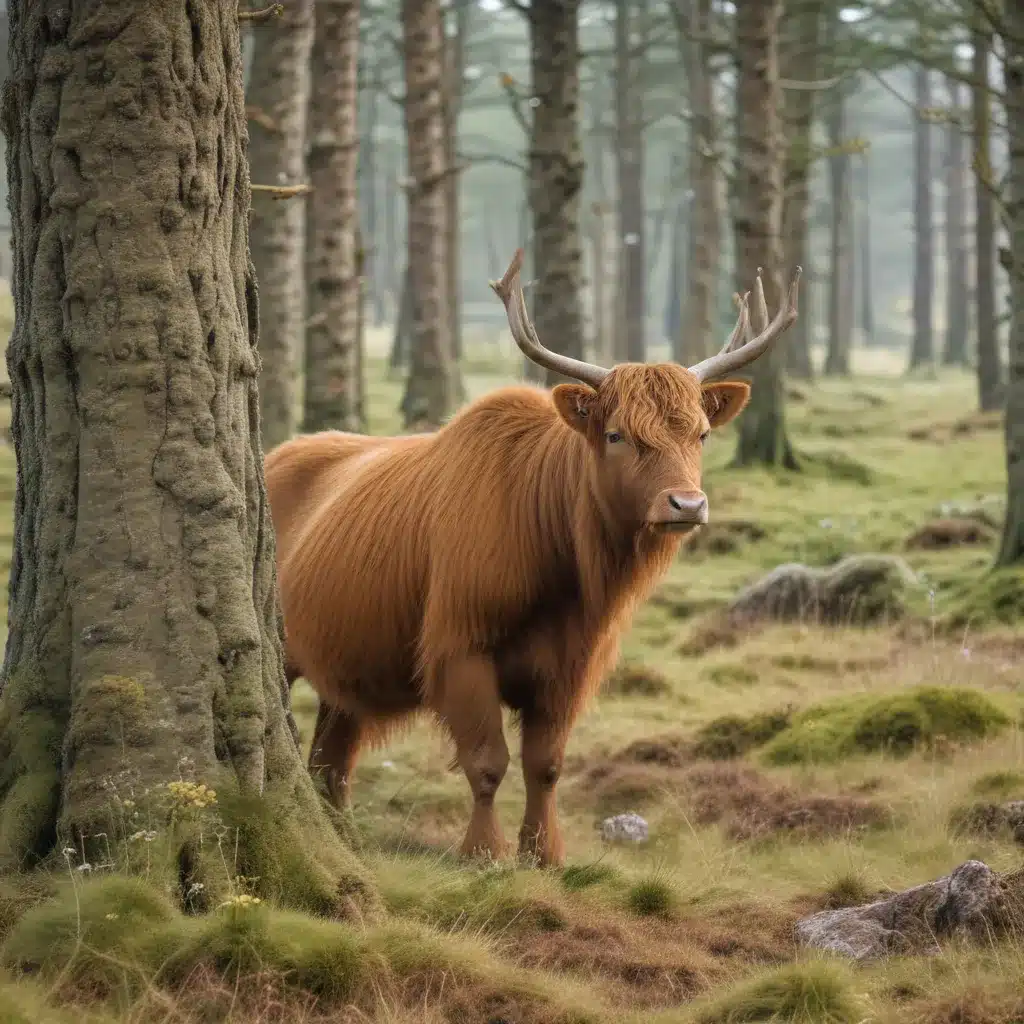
[518,712,569,868]
[427,654,510,862]
[308,702,363,810]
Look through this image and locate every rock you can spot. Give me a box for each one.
[600,812,649,844]
[795,860,1007,960]
[728,554,918,627]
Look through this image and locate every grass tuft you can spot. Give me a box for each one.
[626,876,677,919]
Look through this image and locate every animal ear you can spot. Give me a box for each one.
[701,381,751,429]
[552,383,598,435]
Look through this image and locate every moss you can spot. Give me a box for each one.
[561,862,619,892]
[943,569,1024,629]
[605,660,673,698]
[761,687,1010,766]
[692,961,865,1023]
[801,449,877,486]
[970,770,1024,799]
[626,876,676,919]
[706,664,759,687]
[692,709,792,760]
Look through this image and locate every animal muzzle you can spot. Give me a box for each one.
[648,489,709,531]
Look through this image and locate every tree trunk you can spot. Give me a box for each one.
[973,22,1003,410]
[390,262,413,373]
[384,142,401,323]
[247,0,314,449]
[824,83,854,376]
[586,78,613,365]
[361,85,387,328]
[0,1,376,913]
[779,0,823,379]
[857,144,875,344]
[995,4,1023,566]
[908,65,935,371]
[731,0,796,469]
[664,199,685,357]
[943,76,969,367]
[400,0,457,429]
[303,0,362,434]
[527,0,586,386]
[615,0,646,363]
[443,0,468,365]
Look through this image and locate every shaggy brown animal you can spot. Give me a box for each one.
[265,250,800,867]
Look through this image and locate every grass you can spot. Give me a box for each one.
[2,320,1024,1020]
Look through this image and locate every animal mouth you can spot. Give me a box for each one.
[649,521,704,535]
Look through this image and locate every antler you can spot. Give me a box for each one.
[688,266,802,382]
[490,248,611,390]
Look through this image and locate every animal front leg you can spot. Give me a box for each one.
[518,714,568,868]
[429,654,510,861]
[308,702,363,810]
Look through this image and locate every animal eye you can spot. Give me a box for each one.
[606,431,622,444]
[699,431,710,444]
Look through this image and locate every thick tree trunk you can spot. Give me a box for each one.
[615,0,646,363]
[527,0,586,386]
[303,0,362,434]
[443,0,468,365]
[247,0,314,449]
[731,0,796,469]
[400,0,457,429]
[779,0,823,379]
[824,84,854,376]
[996,5,1024,566]
[0,0,375,913]
[677,0,722,367]
[908,66,935,371]
[857,144,875,344]
[973,23,1003,410]
[943,77,969,367]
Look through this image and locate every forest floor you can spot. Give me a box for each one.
[2,320,1024,1023]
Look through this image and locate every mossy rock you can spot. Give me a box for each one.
[728,554,918,627]
[761,686,1011,766]
[692,709,793,760]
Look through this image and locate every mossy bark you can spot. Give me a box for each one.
[302,0,362,434]
[0,0,376,917]
[730,0,798,470]
[247,0,313,450]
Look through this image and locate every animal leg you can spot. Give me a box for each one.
[429,655,510,862]
[518,714,568,868]
[308,702,363,810]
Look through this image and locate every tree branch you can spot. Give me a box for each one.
[238,3,283,23]
[251,183,312,200]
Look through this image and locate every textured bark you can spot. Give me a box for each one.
[0,1,375,912]
[615,0,646,363]
[996,5,1024,566]
[973,23,1003,411]
[303,0,362,434]
[527,0,586,386]
[943,76,969,367]
[247,0,313,449]
[443,0,468,364]
[908,66,935,371]
[400,0,457,429]
[824,83,854,376]
[779,0,823,379]
[731,0,796,469]
[679,0,722,366]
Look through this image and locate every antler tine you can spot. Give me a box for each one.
[688,266,802,383]
[489,248,610,390]
[719,290,751,355]
[752,267,770,334]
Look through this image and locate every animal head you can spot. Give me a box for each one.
[490,250,801,535]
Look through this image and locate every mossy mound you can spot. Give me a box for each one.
[942,569,1024,629]
[905,516,996,551]
[728,555,918,627]
[692,709,793,760]
[605,660,673,698]
[760,686,1011,766]
[692,960,866,1023]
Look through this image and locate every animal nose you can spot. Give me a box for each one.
[665,490,708,523]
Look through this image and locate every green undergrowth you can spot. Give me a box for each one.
[761,686,1012,766]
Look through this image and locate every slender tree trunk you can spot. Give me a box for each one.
[390,262,413,372]
[384,142,401,322]
[665,199,685,356]
[615,0,646,363]
[247,0,314,449]
[996,4,1024,566]
[0,1,376,913]
[908,65,935,371]
[443,0,468,365]
[943,76,969,367]
[973,23,1003,410]
[587,79,613,364]
[857,144,875,344]
[527,0,586,386]
[779,0,823,379]
[361,86,387,328]
[400,0,457,429]
[731,0,796,469]
[824,84,854,376]
[303,0,362,434]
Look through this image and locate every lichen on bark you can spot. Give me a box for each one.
[0,0,376,917]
